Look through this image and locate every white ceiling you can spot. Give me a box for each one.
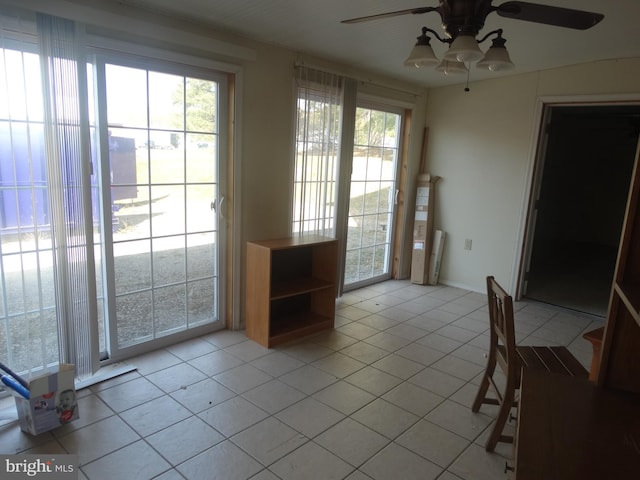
[115,0,640,88]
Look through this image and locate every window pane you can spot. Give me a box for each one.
[116,291,153,347]
[155,284,186,334]
[114,240,151,294]
[186,78,216,133]
[150,134,184,184]
[149,71,184,130]
[150,185,185,236]
[186,133,216,183]
[153,236,186,286]
[106,65,148,128]
[187,185,215,233]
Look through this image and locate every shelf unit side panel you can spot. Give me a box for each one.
[311,240,338,321]
[245,242,272,346]
[310,289,337,319]
[601,304,640,394]
[312,240,339,283]
[598,139,640,391]
[617,158,640,288]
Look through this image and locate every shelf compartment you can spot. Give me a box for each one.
[271,277,334,300]
[268,312,334,347]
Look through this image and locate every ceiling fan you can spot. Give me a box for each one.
[342,1,604,76]
[342,1,603,35]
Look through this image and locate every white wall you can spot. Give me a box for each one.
[424,58,640,294]
[240,43,298,243]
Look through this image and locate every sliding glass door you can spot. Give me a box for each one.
[344,105,402,290]
[0,34,227,377]
[97,59,226,357]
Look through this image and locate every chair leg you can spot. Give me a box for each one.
[472,355,496,413]
[484,380,516,452]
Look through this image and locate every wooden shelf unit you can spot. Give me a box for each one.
[598,139,640,394]
[245,235,338,348]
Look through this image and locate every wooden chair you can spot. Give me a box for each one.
[471,276,589,452]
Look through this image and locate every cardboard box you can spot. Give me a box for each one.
[15,364,78,435]
[411,174,439,284]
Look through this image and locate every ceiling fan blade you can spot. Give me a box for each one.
[341,7,439,24]
[497,1,604,30]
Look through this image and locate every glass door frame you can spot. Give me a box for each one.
[91,51,228,362]
[337,97,406,294]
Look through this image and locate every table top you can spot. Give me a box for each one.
[515,368,640,479]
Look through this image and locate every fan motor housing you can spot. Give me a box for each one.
[439,0,496,38]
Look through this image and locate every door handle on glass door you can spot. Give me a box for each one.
[218,197,225,219]
[211,198,225,218]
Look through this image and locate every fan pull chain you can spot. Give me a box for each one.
[464,64,471,92]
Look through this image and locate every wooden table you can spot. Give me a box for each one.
[514,368,640,479]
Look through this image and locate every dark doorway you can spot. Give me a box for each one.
[524,104,640,316]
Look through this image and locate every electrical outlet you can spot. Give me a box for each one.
[464,239,472,250]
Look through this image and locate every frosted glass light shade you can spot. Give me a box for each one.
[435,59,468,75]
[476,45,515,71]
[404,43,439,68]
[444,34,484,62]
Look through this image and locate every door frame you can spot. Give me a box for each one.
[91,50,236,363]
[338,98,408,293]
[513,94,640,300]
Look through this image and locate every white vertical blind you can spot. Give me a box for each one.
[292,67,344,237]
[0,10,56,377]
[36,13,98,379]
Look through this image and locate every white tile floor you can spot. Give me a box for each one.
[0,280,604,479]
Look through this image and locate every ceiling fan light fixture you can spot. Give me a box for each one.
[435,59,468,75]
[444,33,484,62]
[404,28,439,68]
[404,44,439,68]
[476,33,515,71]
[344,1,604,83]
[476,47,514,71]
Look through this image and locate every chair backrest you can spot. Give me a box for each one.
[486,276,517,376]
